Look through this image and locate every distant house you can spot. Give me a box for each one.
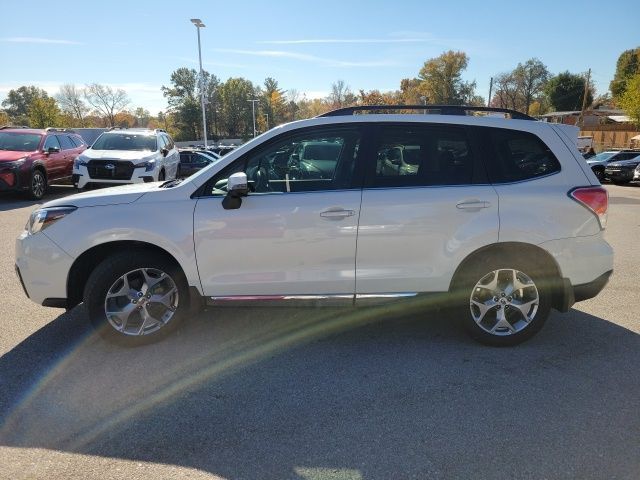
[539,108,629,126]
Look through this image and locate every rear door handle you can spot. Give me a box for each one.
[320,209,355,219]
[456,200,491,210]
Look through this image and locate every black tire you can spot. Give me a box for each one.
[28,169,47,200]
[158,169,166,181]
[452,253,552,346]
[84,250,190,346]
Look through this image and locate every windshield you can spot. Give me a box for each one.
[198,151,223,163]
[91,133,157,151]
[0,132,41,152]
[592,152,616,162]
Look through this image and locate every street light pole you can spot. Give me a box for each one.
[248,99,259,137]
[191,18,208,147]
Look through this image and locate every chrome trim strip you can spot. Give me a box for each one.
[355,293,417,299]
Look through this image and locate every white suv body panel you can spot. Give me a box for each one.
[16,114,613,310]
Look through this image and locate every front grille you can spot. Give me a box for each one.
[87,160,135,180]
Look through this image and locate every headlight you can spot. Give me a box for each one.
[135,159,156,172]
[73,156,88,169]
[26,207,77,235]
[2,158,27,169]
[635,165,640,173]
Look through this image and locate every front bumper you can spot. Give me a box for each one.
[73,166,156,188]
[15,229,74,306]
[0,162,30,192]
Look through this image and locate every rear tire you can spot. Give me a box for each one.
[84,250,190,346]
[452,253,552,346]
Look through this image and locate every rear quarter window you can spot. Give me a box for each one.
[486,128,561,183]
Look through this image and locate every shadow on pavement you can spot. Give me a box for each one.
[1,303,639,479]
[0,185,76,212]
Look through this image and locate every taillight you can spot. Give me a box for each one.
[570,186,608,229]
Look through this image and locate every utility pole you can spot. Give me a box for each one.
[487,77,493,107]
[248,99,259,137]
[578,68,591,129]
[190,18,208,147]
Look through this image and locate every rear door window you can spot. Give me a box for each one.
[486,128,560,183]
[56,135,75,150]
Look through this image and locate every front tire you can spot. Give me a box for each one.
[84,250,190,346]
[453,255,552,346]
[28,169,47,200]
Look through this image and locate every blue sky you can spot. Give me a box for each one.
[1,0,638,113]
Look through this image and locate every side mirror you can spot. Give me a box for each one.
[45,146,60,155]
[222,172,248,210]
[161,147,169,157]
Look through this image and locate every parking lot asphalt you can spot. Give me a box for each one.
[0,184,639,480]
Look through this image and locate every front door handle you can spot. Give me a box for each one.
[320,209,355,219]
[456,200,491,210]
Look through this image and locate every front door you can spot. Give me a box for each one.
[193,125,364,297]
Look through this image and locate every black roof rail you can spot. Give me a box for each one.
[0,125,30,129]
[317,105,536,121]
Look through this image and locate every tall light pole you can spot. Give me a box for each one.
[190,18,208,147]
[248,99,259,137]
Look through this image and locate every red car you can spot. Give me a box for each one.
[0,126,87,199]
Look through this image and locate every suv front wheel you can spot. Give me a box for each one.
[454,255,552,346]
[84,250,190,345]
[29,169,47,200]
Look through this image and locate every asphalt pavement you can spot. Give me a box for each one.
[0,184,639,480]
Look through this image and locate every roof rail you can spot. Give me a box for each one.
[45,127,76,133]
[108,126,125,131]
[317,105,536,121]
[0,125,30,129]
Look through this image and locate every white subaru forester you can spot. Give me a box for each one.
[16,106,613,346]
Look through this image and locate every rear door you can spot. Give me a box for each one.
[56,134,77,179]
[42,135,65,180]
[355,123,499,295]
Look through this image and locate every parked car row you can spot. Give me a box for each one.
[585,149,640,184]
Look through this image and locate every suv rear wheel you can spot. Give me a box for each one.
[84,250,190,345]
[453,254,552,346]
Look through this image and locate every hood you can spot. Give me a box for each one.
[607,158,640,168]
[81,149,156,162]
[0,150,35,162]
[42,182,162,208]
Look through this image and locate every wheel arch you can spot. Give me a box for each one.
[449,242,566,310]
[66,240,195,309]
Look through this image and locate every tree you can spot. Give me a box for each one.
[400,78,423,104]
[0,110,9,126]
[28,97,60,128]
[514,58,549,114]
[418,50,477,105]
[619,73,640,127]
[84,83,130,127]
[328,80,356,108]
[260,77,287,129]
[544,71,592,111]
[610,47,640,100]
[1,86,50,125]
[219,77,256,137]
[492,72,524,111]
[133,107,151,128]
[55,84,89,127]
[162,68,201,140]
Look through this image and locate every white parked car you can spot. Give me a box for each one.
[72,128,179,189]
[16,106,613,346]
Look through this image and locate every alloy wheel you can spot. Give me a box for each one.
[32,171,45,198]
[104,268,179,336]
[469,268,539,336]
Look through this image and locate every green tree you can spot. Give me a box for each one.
[1,86,50,125]
[619,73,640,127]
[219,77,256,137]
[28,96,60,128]
[544,71,593,111]
[610,47,640,100]
[260,77,287,130]
[514,58,550,114]
[162,68,201,140]
[418,50,477,105]
[0,110,10,125]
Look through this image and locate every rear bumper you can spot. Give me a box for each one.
[573,270,612,302]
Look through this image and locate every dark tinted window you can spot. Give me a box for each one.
[70,135,86,148]
[0,132,41,152]
[57,135,75,150]
[370,125,473,187]
[614,153,638,161]
[488,128,560,183]
[164,134,174,149]
[43,135,61,151]
[92,133,157,151]
[205,127,361,195]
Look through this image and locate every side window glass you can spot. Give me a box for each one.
[206,128,360,195]
[43,135,61,151]
[57,135,74,150]
[372,126,473,187]
[165,135,175,149]
[158,135,167,150]
[489,129,560,183]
